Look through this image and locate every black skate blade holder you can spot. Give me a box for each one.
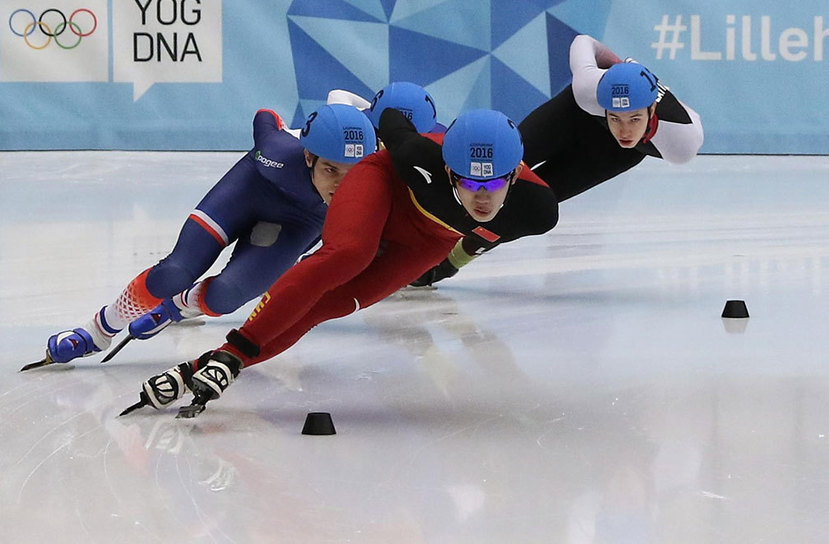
[118,399,147,417]
[20,351,57,372]
[176,390,213,419]
[118,392,151,417]
[101,336,136,363]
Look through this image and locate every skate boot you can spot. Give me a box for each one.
[47,329,100,363]
[47,307,117,363]
[128,299,186,340]
[142,361,195,409]
[103,298,203,363]
[119,361,195,416]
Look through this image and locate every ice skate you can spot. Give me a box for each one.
[119,361,195,416]
[22,325,108,372]
[103,298,198,363]
[21,307,119,371]
[177,351,242,419]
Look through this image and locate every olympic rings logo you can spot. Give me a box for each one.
[8,8,97,50]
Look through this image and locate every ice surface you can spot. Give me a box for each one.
[1,151,828,543]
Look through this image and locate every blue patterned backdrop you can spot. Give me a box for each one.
[0,0,826,153]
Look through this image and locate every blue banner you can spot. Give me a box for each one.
[0,0,826,153]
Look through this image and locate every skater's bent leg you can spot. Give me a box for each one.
[198,224,319,316]
[234,238,457,366]
[102,217,227,331]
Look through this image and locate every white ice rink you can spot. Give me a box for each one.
[1,151,828,543]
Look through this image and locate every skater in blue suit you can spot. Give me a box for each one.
[27,82,439,369]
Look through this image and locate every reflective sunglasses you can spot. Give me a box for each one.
[450,170,513,192]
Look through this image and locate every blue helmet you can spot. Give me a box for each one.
[441,109,523,180]
[597,62,659,112]
[300,104,377,164]
[366,81,437,133]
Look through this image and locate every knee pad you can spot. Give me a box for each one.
[250,221,282,248]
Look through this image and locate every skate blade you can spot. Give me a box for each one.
[176,403,206,419]
[174,318,206,328]
[20,353,56,372]
[402,284,438,291]
[101,336,134,363]
[118,399,148,417]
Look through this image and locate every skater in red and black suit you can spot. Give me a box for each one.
[123,107,559,417]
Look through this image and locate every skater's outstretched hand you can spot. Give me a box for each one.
[409,258,460,287]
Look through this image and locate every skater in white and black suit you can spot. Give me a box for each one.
[412,34,704,286]
[522,33,703,200]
